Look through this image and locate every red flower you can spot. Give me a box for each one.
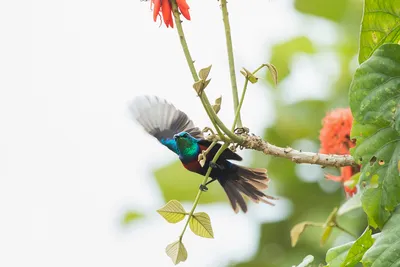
[151,0,191,28]
[319,108,358,197]
[325,166,357,197]
[319,108,354,155]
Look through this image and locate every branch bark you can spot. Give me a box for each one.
[207,134,357,168]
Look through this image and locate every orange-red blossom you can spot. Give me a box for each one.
[151,0,191,28]
[319,108,358,197]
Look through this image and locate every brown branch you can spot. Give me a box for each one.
[206,134,357,168]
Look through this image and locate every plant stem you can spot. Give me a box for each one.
[335,224,358,238]
[179,143,229,241]
[220,0,241,128]
[171,0,242,143]
[232,78,249,131]
[171,7,199,82]
[202,95,242,143]
[253,64,267,74]
[231,64,269,131]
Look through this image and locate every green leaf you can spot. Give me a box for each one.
[361,186,391,228]
[326,241,355,267]
[295,255,314,267]
[351,44,400,129]
[326,234,380,267]
[290,221,322,247]
[359,0,400,64]
[265,63,278,86]
[157,200,187,223]
[320,207,338,246]
[240,67,258,84]
[320,225,333,247]
[212,96,222,114]
[189,212,214,238]
[337,193,362,216]
[341,229,374,267]
[193,80,204,96]
[121,211,143,225]
[362,208,400,266]
[199,65,212,80]
[349,44,400,228]
[165,240,188,265]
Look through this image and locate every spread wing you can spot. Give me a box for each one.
[129,95,203,154]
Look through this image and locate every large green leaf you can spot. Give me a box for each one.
[359,0,400,64]
[351,44,400,129]
[362,208,400,266]
[349,44,400,228]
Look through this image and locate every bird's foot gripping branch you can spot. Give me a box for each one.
[135,0,400,265]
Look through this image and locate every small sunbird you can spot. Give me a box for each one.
[130,95,276,213]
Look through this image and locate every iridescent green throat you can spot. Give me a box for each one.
[176,138,199,160]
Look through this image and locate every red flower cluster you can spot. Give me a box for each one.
[151,0,191,28]
[319,108,354,155]
[319,108,358,197]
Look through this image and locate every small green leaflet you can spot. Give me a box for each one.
[165,240,188,265]
[240,67,258,84]
[189,212,214,238]
[199,65,212,80]
[157,200,187,223]
[290,221,321,247]
[212,96,222,114]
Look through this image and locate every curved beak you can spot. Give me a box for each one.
[173,134,180,139]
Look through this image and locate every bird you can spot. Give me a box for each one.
[129,95,276,213]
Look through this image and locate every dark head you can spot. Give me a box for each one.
[173,131,199,158]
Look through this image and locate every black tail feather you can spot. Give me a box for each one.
[219,165,277,213]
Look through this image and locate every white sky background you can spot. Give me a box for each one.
[0,0,340,266]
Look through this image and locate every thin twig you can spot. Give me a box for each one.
[232,78,249,131]
[335,224,358,238]
[220,0,241,128]
[231,64,267,131]
[171,0,242,143]
[179,143,229,241]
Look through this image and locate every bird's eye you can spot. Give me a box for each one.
[184,133,188,137]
